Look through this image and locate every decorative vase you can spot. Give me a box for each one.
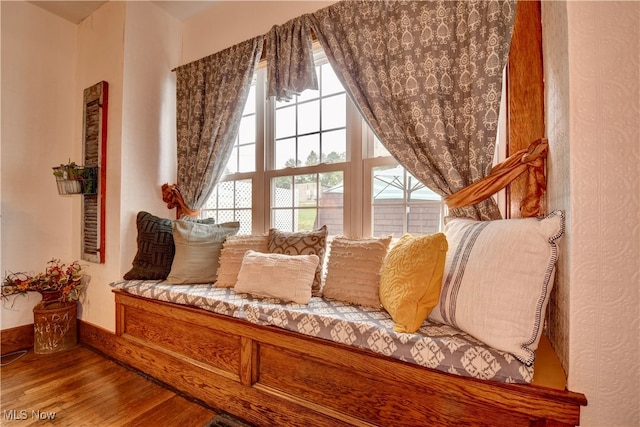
[32,300,77,354]
[39,290,63,304]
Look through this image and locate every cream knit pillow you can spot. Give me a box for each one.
[216,234,269,288]
[234,251,319,304]
[323,235,392,308]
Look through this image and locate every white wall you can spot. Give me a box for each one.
[0,0,182,332]
[73,0,182,331]
[181,1,337,64]
[119,1,182,292]
[1,1,77,328]
[73,0,126,331]
[544,1,640,426]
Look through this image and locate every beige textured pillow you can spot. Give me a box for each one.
[234,251,319,304]
[216,234,269,288]
[268,225,328,296]
[428,210,565,365]
[323,235,392,307]
[165,221,240,284]
[379,233,448,333]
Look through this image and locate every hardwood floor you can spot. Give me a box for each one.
[1,344,218,426]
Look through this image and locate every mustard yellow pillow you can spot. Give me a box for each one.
[379,233,448,333]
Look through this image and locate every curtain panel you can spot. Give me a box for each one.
[266,17,318,102]
[306,0,517,220]
[175,36,264,210]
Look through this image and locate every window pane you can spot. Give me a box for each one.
[201,179,253,233]
[295,208,317,231]
[244,84,256,115]
[273,176,294,207]
[372,205,405,236]
[275,105,296,139]
[407,206,441,235]
[319,171,343,196]
[370,135,391,158]
[297,101,320,135]
[373,165,405,201]
[407,173,440,201]
[318,172,343,235]
[298,134,320,166]
[235,180,252,208]
[226,147,239,174]
[202,186,218,209]
[321,129,346,164]
[295,175,317,207]
[273,208,295,231]
[322,94,346,130]
[236,210,252,235]
[239,115,255,145]
[275,138,297,169]
[321,63,342,96]
[217,210,235,224]
[217,181,235,209]
[371,165,444,237]
[238,144,255,173]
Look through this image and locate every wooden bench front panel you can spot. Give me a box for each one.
[255,342,532,427]
[106,290,585,427]
[123,305,241,376]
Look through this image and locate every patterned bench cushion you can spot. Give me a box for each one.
[111,280,533,384]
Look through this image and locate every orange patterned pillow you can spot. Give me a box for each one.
[379,233,448,333]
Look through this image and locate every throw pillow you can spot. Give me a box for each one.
[165,220,240,284]
[124,212,216,280]
[428,210,565,365]
[379,233,448,334]
[268,225,328,296]
[123,212,175,280]
[323,235,392,307]
[234,250,319,304]
[216,234,269,288]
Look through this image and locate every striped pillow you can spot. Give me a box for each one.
[428,210,565,365]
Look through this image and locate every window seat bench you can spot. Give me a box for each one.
[106,280,587,427]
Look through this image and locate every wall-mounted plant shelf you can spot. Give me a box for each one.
[53,165,98,195]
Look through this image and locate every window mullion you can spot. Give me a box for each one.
[254,68,267,233]
[347,101,364,237]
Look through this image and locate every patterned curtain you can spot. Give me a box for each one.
[175,36,264,210]
[306,0,517,220]
[266,17,318,102]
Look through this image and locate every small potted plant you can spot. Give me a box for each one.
[53,161,82,194]
[2,259,86,353]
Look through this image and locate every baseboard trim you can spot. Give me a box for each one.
[1,324,34,355]
[78,319,119,357]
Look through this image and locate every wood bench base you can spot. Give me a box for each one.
[80,290,586,426]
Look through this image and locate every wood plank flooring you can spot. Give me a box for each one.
[1,344,217,426]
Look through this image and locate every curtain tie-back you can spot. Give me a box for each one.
[162,183,200,219]
[445,138,549,218]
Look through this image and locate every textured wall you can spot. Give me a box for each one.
[542,1,571,372]
[545,2,640,426]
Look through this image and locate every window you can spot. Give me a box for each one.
[199,53,447,237]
